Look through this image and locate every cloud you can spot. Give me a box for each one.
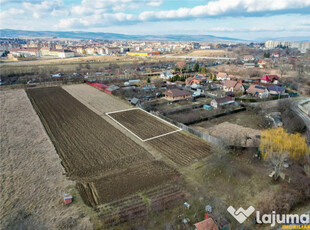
[56,12,137,29]
[70,0,142,16]
[138,0,310,21]
[148,1,163,7]
[23,0,62,18]
[0,8,24,20]
[58,0,310,29]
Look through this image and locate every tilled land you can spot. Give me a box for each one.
[27,87,179,206]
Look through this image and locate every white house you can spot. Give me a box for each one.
[211,96,235,108]
[160,71,174,80]
[58,50,75,58]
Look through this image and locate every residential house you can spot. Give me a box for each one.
[261,75,279,84]
[105,47,120,55]
[85,47,95,55]
[258,60,266,68]
[243,55,255,62]
[185,74,207,85]
[76,47,86,55]
[211,96,234,108]
[194,218,218,230]
[164,88,191,101]
[216,72,229,81]
[40,47,50,56]
[266,85,285,95]
[10,48,39,57]
[96,47,105,55]
[185,77,194,85]
[222,80,244,93]
[247,85,269,98]
[49,49,61,57]
[55,44,63,50]
[160,71,174,80]
[58,49,75,58]
[272,52,280,58]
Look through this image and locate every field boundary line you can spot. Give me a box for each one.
[106,107,181,130]
[137,108,181,130]
[106,107,139,114]
[105,112,145,142]
[143,130,181,142]
[105,107,182,142]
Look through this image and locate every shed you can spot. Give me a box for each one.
[63,193,72,205]
[203,105,212,110]
[205,205,212,213]
[130,97,139,105]
[184,202,191,209]
[106,85,120,93]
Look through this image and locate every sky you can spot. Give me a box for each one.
[1,0,310,40]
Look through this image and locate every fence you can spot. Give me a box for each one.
[150,111,223,145]
[86,81,112,94]
[181,107,246,125]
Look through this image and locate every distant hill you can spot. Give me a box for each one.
[256,36,310,42]
[0,29,245,42]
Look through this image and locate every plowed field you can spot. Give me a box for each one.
[148,132,212,166]
[108,108,178,140]
[26,87,180,206]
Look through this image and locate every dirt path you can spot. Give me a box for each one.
[0,89,92,230]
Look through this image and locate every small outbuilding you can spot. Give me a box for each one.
[63,193,72,205]
[130,97,139,105]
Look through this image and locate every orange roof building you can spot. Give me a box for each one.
[194,218,219,230]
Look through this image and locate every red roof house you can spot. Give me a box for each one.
[194,218,219,230]
[222,80,244,92]
[260,75,279,83]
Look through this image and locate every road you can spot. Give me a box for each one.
[165,55,237,60]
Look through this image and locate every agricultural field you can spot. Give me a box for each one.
[148,132,212,166]
[27,87,153,179]
[64,84,213,167]
[79,161,180,205]
[26,86,184,227]
[63,84,131,114]
[181,49,235,57]
[0,89,92,229]
[107,108,179,140]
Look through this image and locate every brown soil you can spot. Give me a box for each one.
[148,132,212,166]
[108,109,177,140]
[26,87,180,207]
[0,89,92,229]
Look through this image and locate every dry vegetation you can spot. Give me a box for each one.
[184,49,235,58]
[63,84,131,114]
[26,86,185,229]
[194,122,261,147]
[0,89,92,230]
